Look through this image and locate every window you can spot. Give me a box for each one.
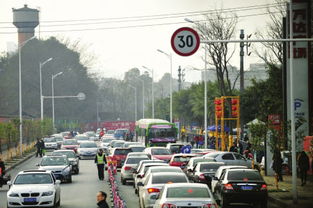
[166,187,210,198]
[234,153,246,160]
[152,175,187,184]
[14,174,53,184]
[151,148,170,155]
[52,151,75,158]
[80,142,97,148]
[126,157,147,164]
[200,164,224,172]
[41,157,68,166]
[114,149,132,155]
[227,171,263,181]
[222,153,234,160]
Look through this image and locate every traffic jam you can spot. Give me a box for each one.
[4,119,268,208]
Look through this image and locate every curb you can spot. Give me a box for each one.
[268,195,287,207]
[5,152,36,172]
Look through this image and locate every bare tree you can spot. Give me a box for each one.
[193,11,238,96]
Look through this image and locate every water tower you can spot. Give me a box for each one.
[12,4,39,45]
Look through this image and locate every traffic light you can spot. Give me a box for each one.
[214,98,223,118]
[231,98,239,118]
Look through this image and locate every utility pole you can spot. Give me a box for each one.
[178,66,182,91]
[239,29,245,140]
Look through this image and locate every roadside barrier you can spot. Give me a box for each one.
[107,162,127,208]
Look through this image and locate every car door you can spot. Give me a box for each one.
[215,171,226,199]
[233,153,249,167]
[221,153,235,165]
[191,164,198,182]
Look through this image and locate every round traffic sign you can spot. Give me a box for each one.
[171,27,200,56]
[77,92,86,101]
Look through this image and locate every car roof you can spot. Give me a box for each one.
[143,163,168,167]
[197,162,225,165]
[218,165,248,170]
[42,155,67,158]
[150,172,186,177]
[19,169,52,174]
[227,168,258,173]
[53,150,75,153]
[172,153,196,157]
[127,155,149,159]
[164,183,208,188]
[148,166,181,170]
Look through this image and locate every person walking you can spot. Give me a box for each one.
[39,139,45,156]
[96,191,109,208]
[35,138,42,157]
[0,157,5,187]
[298,151,309,186]
[95,149,106,180]
[272,149,283,182]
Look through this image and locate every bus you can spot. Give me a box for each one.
[135,119,177,147]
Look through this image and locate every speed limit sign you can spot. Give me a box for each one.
[171,27,200,56]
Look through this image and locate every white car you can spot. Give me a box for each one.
[121,156,149,185]
[153,183,217,208]
[43,138,58,150]
[7,170,61,208]
[77,141,98,160]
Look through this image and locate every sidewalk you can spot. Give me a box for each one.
[262,171,313,208]
[3,151,36,173]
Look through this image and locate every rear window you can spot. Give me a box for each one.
[63,140,77,145]
[151,168,180,173]
[114,149,132,155]
[80,142,97,148]
[131,147,145,152]
[228,171,263,181]
[151,148,170,155]
[173,156,193,162]
[126,157,148,164]
[166,187,210,198]
[170,145,183,153]
[152,175,187,184]
[200,164,223,172]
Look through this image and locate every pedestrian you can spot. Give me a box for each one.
[34,138,42,157]
[272,149,283,182]
[229,142,237,152]
[39,139,45,156]
[0,156,5,187]
[96,191,109,208]
[95,149,107,180]
[298,151,309,186]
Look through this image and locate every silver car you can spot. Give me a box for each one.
[77,141,98,160]
[43,137,58,150]
[153,183,217,208]
[138,172,189,208]
[121,156,149,185]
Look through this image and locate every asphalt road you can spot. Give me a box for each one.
[0,152,280,208]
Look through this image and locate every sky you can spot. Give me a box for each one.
[0,0,277,82]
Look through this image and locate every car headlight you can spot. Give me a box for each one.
[42,191,54,196]
[9,193,19,197]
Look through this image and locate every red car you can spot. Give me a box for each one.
[108,148,132,167]
[169,153,196,167]
[144,147,172,162]
[61,139,79,153]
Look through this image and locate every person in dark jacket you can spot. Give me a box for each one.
[35,138,42,157]
[0,156,5,187]
[272,149,283,181]
[96,191,109,208]
[95,149,107,180]
[298,151,309,186]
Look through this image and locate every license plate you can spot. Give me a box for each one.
[241,186,253,190]
[24,198,36,202]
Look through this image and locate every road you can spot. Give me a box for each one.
[1,153,280,208]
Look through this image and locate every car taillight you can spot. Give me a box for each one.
[124,166,132,171]
[203,203,218,208]
[161,203,176,208]
[147,188,160,193]
[261,184,267,190]
[199,173,205,180]
[169,161,180,166]
[224,183,233,190]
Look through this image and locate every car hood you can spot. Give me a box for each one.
[10,184,55,193]
[152,155,172,161]
[39,165,68,171]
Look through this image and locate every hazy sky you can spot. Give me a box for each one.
[0,0,277,82]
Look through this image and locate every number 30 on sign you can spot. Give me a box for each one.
[171,27,200,56]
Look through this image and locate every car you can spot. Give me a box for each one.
[112,141,126,148]
[60,139,79,153]
[53,137,64,149]
[134,163,169,196]
[107,148,132,167]
[6,170,61,208]
[43,137,58,150]
[169,153,196,168]
[106,130,115,136]
[138,172,189,208]
[143,166,184,183]
[191,148,216,155]
[74,135,90,144]
[121,156,149,185]
[214,169,268,208]
[211,165,248,193]
[190,162,225,188]
[126,152,150,160]
[166,143,186,154]
[203,151,258,169]
[84,131,98,141]
[109,139,126,148]
[153,183,218,208]
[100,138,115,148]
[77,141,98,160]
[114,128,129,139]
[52,150,80,174]
[134,160,166,180]
[144,147,172,162]
[123,142,142,148]
[129,145,146,152]
[38,156,72,183]
[183,157,215,179]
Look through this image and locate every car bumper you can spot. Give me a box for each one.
[222,192,268,203]
[121,172,134,180]
[7,195,55,207]
[79,154,96,160]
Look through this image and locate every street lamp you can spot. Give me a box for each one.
[40,57,53,120]
[142,66,154,119]
[157,49,173,123]
[129,85,137,121]
[52,72,63,131]
[18,36,36,156]
[135,77,145,119]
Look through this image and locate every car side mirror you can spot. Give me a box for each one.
[7,181,12,186]
[55,180,61,185]
[136,175,142,178]
[137,182,144,186]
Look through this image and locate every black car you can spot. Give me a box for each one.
[190,162,224,188]
[214,169,268,208]
[52,150,80,174]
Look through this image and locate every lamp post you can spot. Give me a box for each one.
[40,57,53,120]
[157,49,173,123]
[135,77,145,119]
[129,85,137,121]
[142,66,154,119]
[18,36,35,156]
[52,72,63,131]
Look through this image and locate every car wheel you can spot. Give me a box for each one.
[121,177,126,185]
[220,196,229,208]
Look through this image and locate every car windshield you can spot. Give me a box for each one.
[114,142,125,147]
[166,187,210,198]
[63,140,78,145]
[149,128,175,138]
[228,171,263,181]
[152,175,187,184]
[14,174,53,184]
[80,143,97,148]
[151,148,170,155]
[86,132,96,137]
[54,137,63,142]
[102,138,114,143]
[130,147,145,152]
[41,157,68,166]
[44,138,56,142]
[114,149,132,155]
[126,157,148,164]
[200,163,223,172]
[75,136,89,141]
[52,151,75,158]
[151,168,179,173]
[107,130,114,134]
[173,156,193,162]
[170,145,184,153]
[144,164,166,173]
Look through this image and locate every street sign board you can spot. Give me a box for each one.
[171,27,200,56]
